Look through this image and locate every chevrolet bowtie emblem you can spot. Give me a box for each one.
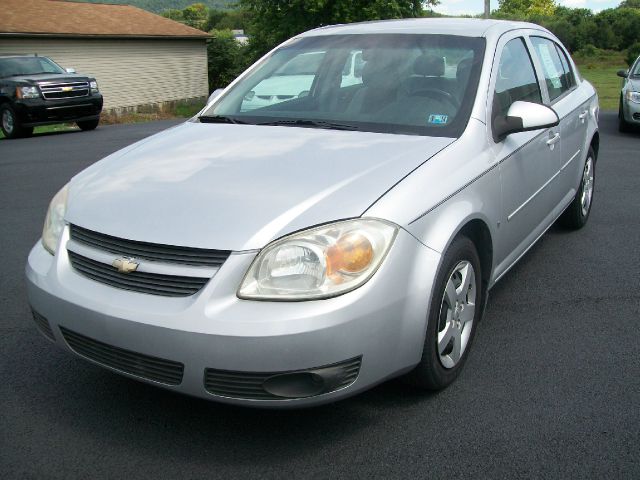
[62,86,73,92]
[112,257,139,274]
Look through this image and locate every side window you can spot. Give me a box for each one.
[493,38,542,121]
[554,43,576,89]
[530,37,572,101]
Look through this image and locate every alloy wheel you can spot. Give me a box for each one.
[580,156,594,217]
[2,109,14,134]
[437,260,477,369]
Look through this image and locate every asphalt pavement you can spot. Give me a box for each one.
[1,114,638,479]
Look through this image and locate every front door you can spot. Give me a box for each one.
[489,35,562,277]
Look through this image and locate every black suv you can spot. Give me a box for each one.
[0,55,103,139]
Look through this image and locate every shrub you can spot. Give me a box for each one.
[627,42,640,66]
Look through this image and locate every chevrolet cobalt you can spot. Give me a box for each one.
[26,19,599,407]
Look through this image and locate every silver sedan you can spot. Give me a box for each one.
[26,19,599,407]
[618,55,640,132]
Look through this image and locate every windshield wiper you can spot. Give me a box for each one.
[256,119,360,131]
[198,115,248,124]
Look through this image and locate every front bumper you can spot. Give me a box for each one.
[26,227,440,407]
[14,94,103,127]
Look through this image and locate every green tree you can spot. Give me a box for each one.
[496,0,557,17]
[619,0,640,8]
[627,41,640,66]
[207,29,251,90]
[161,8,185,22]
[240,0,433,58]
[182,3,209,30]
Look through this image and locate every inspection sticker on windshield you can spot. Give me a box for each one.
[428,114,448,125]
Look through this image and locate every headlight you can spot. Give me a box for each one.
[626,91,640,104]
[238,219,398,300]
[16,86,39,99]
[90,80,99,93]
[42,184,69,255]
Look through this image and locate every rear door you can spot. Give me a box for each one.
[528,36,590,207]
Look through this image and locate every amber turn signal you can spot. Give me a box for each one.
[326,232,374,276]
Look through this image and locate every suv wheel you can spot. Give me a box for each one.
[1,104,33,139]
[77,118,100,131]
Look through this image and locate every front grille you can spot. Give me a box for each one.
[61,327,184,385]
[39,81,89,100]
[31,310,55,341]
[633,113,640,121]
[204,357,362,400]
[68,251,209,297]
[70,225,230,268]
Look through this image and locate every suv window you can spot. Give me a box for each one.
[530,37,573,101]
[493,37,542,121]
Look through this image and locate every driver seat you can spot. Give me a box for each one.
[403,54,448,96]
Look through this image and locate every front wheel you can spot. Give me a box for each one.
[1,104,33,139]
[558,147,595,230]
[77,118,99,131]
[619,99,633,133]
[404,236,482,391]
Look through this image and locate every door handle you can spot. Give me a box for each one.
[578,110,588,123]
[546,132,560,149]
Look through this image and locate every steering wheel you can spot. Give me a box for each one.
[411,88,460,110]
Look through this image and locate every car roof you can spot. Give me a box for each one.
[303,18,548,39]
[0,54,37,58]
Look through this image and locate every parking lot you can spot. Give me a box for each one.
[1,113,638,478]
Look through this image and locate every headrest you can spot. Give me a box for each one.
[457,58,473,80]
[413,54,445,77]
[360,51,400,87]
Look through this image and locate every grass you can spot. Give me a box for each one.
[574,50,627,111]
[0,123,78,140]
[0,100,204,140]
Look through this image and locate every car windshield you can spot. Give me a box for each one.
[632,59,640,77]
[0,56,65,78]
[203,34,485,137]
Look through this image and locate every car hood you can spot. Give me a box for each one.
[4,73,91,84]
[66,122,454,250]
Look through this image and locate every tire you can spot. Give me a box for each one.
[619,99,632,133]
[404,236,483,391]
[558,147,595,230]
[77,118,99,131]
[1,104,33,139]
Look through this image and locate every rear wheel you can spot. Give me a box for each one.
[559,147,595,230]
[405,236,482,391]
[77,118,99,131]
[1,104,33,139]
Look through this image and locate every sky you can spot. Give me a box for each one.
[432,0,623,16]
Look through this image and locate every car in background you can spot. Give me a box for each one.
[617,55,640,132]
[241,50,365,111]
[27,19,599,408]
[0,54,103,139]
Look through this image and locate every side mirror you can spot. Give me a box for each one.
[65,67,76,74]
[208,88,224,104]
[617,69,629,78]
[494,101,559,141]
